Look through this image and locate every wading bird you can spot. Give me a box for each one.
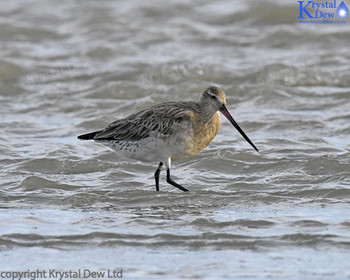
[78,86,258,192]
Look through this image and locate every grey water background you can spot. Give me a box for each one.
[1,0,350,279]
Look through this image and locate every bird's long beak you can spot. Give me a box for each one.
[220,105,259,152]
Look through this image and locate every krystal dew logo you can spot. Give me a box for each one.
[298,0,349,24]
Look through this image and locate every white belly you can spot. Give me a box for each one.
[100,130,191,163]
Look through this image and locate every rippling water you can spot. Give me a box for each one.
[1,0,350,279]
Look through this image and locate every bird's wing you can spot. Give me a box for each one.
[93,102,196,141]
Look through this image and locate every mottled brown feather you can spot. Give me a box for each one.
[93,102,199,141]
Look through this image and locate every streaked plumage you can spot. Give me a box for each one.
[78,86,258,192]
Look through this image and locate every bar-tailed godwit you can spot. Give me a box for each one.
[78,86,258,192]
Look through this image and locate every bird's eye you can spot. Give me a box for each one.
[211,95,216,100]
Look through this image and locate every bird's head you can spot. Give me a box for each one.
[201,86,227,111]
[200,86,259,152]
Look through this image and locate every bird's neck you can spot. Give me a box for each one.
[198,102,217,123]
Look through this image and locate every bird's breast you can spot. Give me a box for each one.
[184,111,221,157]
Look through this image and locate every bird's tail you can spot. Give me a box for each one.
[77,130,102,140]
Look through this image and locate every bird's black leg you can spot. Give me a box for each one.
[154,162,163,191]
[166,168,189,192]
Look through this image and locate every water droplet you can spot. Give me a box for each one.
[337,1,349,18]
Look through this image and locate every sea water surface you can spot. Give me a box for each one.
[1,0,350,279]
